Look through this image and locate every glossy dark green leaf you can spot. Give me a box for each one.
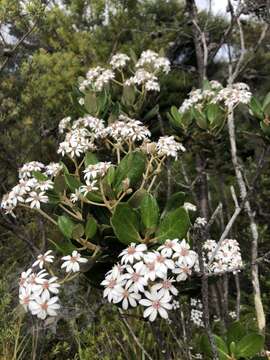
[111,203,141,245]
[58,215,76,239]
[156,207,190,243]
[236,333,264,358]
[140,193,159,230]
[113,151,146,193]
[64,174,82,192]
[84,152,98,166]
[32,171,48,181]
[85,215,98,239]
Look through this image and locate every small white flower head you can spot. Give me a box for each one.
[45,162,62,178]
[119,243,147,264]
[26,269,49,292]
[35,179,54,191]
[113,284,141,310]
[61,250,88,273]
[110,53,130,70]
[173,263,193,282]
[103,116,151,144]
[19,161,45,179]
[124,265,148,293]
[32,250,54,269]
[78,97,84,106]
[79,180,99,196]
[136,50,170,74]
[139,290,172,321]
[19,268,32,288]
[156,136,186,159]
[212,82,252,108]
[194,217,207,227]
[59,116,72,134]
[83,162,112,182]
[173,239,198,267]
[32,276,60,298]
[101,274,126,303]
[157,239,181,258]
[25,191,49,209]
[19,286,32,311]
[151,278,178,297]
[29,292,60,320]
[70,189,81,203]
[183,202,197,212]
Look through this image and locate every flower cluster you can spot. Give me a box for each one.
[212,82,252,108]
[135,50,171,74]
[203,239,243,273]
[104,115,151,144]
[78,49,170,94]
[19,250,87,320]
[179,80,222,113]
[79,66,115,92]
[190,298,204,327]
[101,239,198,321]
[110,53,130,70]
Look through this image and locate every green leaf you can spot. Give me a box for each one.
[85,215,98,239]
[85,92,98,114]
[143,104,159,121]
[260,121,270,136]
[236,333,264,358]
[84,152,99,166]
[156,207,190,243]
[32,171,48,181]
[214,335,230,360]
[262,92,270,111]
[193,108,208,129]
[122,85,136,106]
[113,151,146,193]
[163,192,186,215]
[128,189,148,208]
[250,97,264,120]
[58,215,76,239]
[200,334,229,360]
[227,321,246,345]
[111,203,141,245]
[54,175,67,193]
[140,193,159,230]
[206,103,221,124]
[171,105,182,123]
[64,174,82,192]
[72,224,84,239]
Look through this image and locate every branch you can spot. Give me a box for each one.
[0,21,37,73]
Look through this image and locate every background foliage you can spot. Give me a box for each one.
[1,0,270,359]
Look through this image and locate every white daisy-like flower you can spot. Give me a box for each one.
[105,263,126,280]
[61,250,88,273]
[119,243,147,264]
[157,239,181,258]
[26,270,49,292]
[124,265,147,293]
[32,250,54,269]
[83,162,112,182]
[101,274,126,302]
[151,278,178,297]
[113,285,141,310]
[79,180,99,196]
[25,191,48,209]
[32,276,60,297]
[29,292,60,319]
[70,189,81,203]
[156,136,186,159]
[35,180,54,191]
[19,286,32,311]
[139,290,172,321]
[173,264,193,282]
[110,53,130,69]
[173,239,198,267]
